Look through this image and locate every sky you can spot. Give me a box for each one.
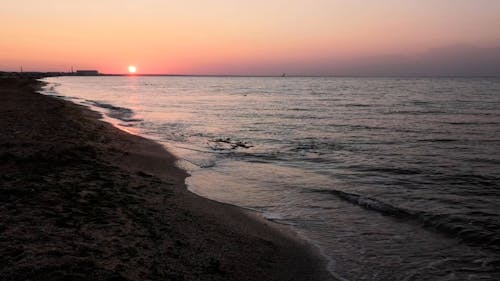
[1,0,500,75]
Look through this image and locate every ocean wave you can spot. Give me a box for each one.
[342,103,371,107]
[355,166,423,175]
[382,110,446,115]
[416,138,458,143]
[290,139,344,152]
[89,101,142,122]
[309,188,500,250]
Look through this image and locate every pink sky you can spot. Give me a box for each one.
[1,0,500,75]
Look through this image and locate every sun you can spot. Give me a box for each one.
[128,65,137,74]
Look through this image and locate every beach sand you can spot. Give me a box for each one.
[0,77,333,281]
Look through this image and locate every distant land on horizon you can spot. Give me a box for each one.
[3,45,500,77]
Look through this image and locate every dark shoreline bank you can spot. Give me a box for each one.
[0,77,333,281]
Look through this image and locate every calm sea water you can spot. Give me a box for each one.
[42,76,500,281]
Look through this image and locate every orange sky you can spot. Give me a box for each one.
[2,0,500,75]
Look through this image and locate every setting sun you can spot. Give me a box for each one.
[128,65,137,74]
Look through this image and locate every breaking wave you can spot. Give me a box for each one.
[310,188,500,250]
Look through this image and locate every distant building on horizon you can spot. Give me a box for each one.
[75,70,99,76]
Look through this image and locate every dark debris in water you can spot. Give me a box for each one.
[208,138,253,150]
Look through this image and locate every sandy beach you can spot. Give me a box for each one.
[0,76,333,281]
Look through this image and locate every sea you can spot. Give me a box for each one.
[41,76,500,281]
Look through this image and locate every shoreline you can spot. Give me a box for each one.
[0,77,334,280]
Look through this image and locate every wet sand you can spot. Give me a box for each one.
[0,77,333,281]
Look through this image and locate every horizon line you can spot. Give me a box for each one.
[1,70,500,79]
